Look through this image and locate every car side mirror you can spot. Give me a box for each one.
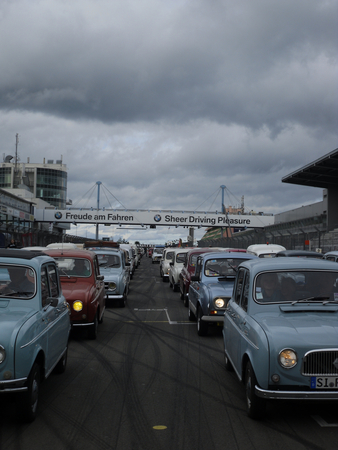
[170,262,173,266]
[97,275,104,281]
[47,297,58,307]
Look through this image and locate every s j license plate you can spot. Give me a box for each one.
[311,376,338,389]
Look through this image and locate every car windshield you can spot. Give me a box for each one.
[166,252,174,260]
[255,270,338,303]
[204,258,246,277]
[97,254,121,268]
[154,248,164,255]
[54,257,92,277]
[0,264,36,298]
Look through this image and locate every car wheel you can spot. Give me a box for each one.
[17,362,40,422]
[224,351,234,372]
[119,292,127,308]
[169,278,173,288]
[183,289,188,307]
[88,312,98,340]
[197,307,208,336]
[180,286,184,300]
[188,306,196,321]
[54,347,68,374]
[245,361,266,420]
[172,282,178,292]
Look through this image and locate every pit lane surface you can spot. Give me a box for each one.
[1,256,337,450]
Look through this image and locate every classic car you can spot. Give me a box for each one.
[246,244,286,258]
[152,246,164,264]
[160,248,175,281]
[179,247,243,307]
[0,249,70,422]
[44,249,105,339]
[93,248,130,307]
[323,251,338,262]
[223,258,338,419]
[188,252,256,336]
[120,244,136,278]
[168,248,190,291]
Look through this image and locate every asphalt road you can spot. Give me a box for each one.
[1,256,337,450]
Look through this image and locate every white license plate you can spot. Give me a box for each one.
[311,376,338,389]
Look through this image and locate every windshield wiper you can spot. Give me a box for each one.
[292,296,331,305]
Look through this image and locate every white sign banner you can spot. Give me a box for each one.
[34,209,274,228]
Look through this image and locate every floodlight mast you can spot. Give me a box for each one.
[96,181,102,239]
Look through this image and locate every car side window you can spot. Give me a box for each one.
[194,257,203,279]
[41,266,50,307]
[235,269,245,305]
[241,271,250,312]
[47,264,59,297]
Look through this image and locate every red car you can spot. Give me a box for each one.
[179,247,246,306]
[44,249,105,339]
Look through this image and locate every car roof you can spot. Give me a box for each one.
[238,257,338,274]
[324,251,338,256]
[199,252,256,261]
[44,248,96,260]
[0,248,46,260]
[275,250,323,258]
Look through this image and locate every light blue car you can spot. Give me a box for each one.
[188,252,256,336]
[223,257,338,419]
[94,249,130,307]
[0,249,70,422]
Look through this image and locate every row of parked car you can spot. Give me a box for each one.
[0,241,144,422]
[156,244,338,419]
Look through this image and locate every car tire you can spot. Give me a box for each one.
[180,287,184,300]
[183,289,188,307]
[172,282,178,292]
[224,351,234,372]
[17,362,41,422]
[88,312,98,340]
[197,307,208,336]
[245,361,266,420]
[188,306,196,321]
[54,347,68,374]
[169,278,173,288]
[119,292,127,308]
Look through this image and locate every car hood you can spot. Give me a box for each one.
[99,267,122,281]
[60,280,92,301]
[206,281,234,297]
[255,310,338,348]
[0,301,36,345]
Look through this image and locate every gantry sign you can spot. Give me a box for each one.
[34,209,275,228]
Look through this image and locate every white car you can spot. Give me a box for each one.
[152,247,164,264]
[160,249,174,281]
[168,248,190,291]
[246,244,286,258]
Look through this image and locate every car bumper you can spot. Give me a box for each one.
[255,386,338,400]
[201,316,224,323]
[0,377,28,393]
[106,293,123,299]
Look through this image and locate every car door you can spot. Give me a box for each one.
[41,264,69,374]
[224,268,247,373]
[189,257,203,315]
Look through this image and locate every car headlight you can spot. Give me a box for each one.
[279,349,297,368]
[214,297,226,308]
[108,282,117,290]
[73,301,83,312]
[0,345,5,364]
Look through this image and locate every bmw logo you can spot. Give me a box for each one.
[55,212,62,220]
[154,214,161,222]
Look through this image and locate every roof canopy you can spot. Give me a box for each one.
[282,148,338,189]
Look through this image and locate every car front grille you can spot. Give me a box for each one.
[302,350,338,376]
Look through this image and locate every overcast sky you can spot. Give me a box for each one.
[1,0,337,244]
